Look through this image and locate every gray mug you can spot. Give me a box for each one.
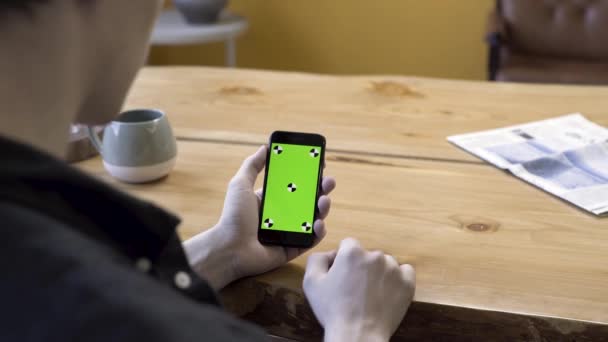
[87,109,177,183]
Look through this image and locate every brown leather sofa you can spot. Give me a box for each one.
[486,0,608,84]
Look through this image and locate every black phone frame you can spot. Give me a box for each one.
[257,131,326,248]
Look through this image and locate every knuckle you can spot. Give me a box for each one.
[302,274,320,294]
[228,176,244,188]
[342,244,363,259]
[400,267,416,290]
[401,264,416,277]
[403,279,416,298]
[242,155,255,169]
[406,278,416,291]
[342,237,359,246]
[302,274,314,290]
[389,264,402,277]
[367,251,385,264]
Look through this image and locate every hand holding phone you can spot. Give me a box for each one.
[258,131,326,248]
[185,142,335,290]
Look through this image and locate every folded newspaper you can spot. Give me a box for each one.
[448,113,608,216]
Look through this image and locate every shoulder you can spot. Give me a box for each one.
[0,201,268,341]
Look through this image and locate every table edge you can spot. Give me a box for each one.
[221,277,608,341]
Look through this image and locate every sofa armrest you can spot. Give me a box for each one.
[485,8,508,47]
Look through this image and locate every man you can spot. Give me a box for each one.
[0,1,415,341]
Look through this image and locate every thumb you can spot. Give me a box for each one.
[304,251,336,286]
[232,145,267,189]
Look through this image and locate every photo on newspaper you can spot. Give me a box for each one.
[447,113,608,216]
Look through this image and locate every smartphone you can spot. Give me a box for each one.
[258,131,326,248]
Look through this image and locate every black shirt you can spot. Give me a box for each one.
[0,136,267,341]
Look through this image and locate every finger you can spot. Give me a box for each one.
[384,254,399,268]
[233,145,267,188]
[313,219,326,242]
[304,251,337,283]
[335,237,364,262]
[400,264,416,286]
[321,177,336,195]
[317,196,331,219]
[339,237,362,251]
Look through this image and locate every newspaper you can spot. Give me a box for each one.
[448,113,608,216]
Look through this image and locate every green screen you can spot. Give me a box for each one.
[260,143,322,234]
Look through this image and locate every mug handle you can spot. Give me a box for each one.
[86,126,104,156]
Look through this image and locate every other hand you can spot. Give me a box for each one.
[303,238,415,342]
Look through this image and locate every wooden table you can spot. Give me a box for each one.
[79,67,608,341]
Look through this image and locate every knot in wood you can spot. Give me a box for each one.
[449,215,500,233]
[466,223,491,232]
[219,85,262,95]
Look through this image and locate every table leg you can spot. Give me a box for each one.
[225,38,237,67]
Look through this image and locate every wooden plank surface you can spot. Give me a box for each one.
[125,67,608,163]
[85,66,608,339]
[77,141,608,329]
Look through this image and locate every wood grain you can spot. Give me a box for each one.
[77,141,608,327]
[124,67,608,162]
[222,276,608,342]
[83,67,608,339]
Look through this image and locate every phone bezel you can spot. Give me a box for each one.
[257,131,326,248]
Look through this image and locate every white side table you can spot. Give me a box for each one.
[150,9,248,67]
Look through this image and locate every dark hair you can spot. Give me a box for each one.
[0,0,47,12]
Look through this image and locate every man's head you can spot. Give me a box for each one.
[0,0,163,126]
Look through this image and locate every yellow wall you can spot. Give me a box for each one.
[151,1,494,80]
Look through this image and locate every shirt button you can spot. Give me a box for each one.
[135,258,152,272]
[174,271,192,289]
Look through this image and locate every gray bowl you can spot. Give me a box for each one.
[174,0,228,24]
